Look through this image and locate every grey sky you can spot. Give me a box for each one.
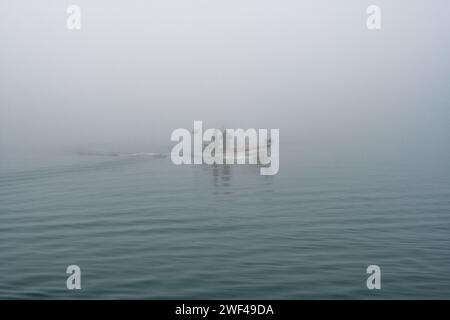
[0,0,449,155]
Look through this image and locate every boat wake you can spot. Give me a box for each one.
[73,150,167,158]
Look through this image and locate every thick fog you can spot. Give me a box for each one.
[1,0,449,157]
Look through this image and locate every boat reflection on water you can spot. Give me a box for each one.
[206,162,275,197]
[211,164,232,194]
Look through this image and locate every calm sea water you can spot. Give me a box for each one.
[0,145,449,299]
